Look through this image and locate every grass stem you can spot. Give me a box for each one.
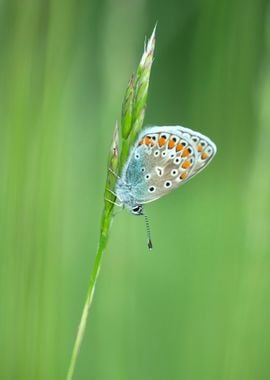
[66,25,156,379]
[67,207,112,380]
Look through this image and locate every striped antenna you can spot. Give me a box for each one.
[144,213,153,251]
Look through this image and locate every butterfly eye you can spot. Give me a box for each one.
[164,181,172,188]
[148,186,156,193]
[132,205,143,215]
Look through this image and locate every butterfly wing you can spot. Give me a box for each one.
[174,126,217,178]
[122,126,216,204]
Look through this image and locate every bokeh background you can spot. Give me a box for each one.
[1,0,270,379]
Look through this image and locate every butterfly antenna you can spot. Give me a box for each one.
[144,213,153,251]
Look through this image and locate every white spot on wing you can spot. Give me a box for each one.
[164,181,172,188]
[148,186,156,193]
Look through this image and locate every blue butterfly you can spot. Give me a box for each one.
[109,125,217,249]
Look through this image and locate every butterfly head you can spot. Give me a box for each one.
[131,204,144,216]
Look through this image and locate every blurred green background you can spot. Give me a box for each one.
[1,0,270,379]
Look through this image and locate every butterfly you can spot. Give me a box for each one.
[110,126,217,249]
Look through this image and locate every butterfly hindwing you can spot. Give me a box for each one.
[122,126,216,204]
[175,126,217,178]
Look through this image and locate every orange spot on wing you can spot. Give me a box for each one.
[181,148,190,157]
[197,144,203,152]
[138,138,145,145]
[158,136,166,147]
[180,172,188,180]
[201,152,209,160]
[176,143,184,152]
[144,136,155,146]
[182,160,191,169]
[168,139,175,149]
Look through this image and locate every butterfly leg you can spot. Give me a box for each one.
[104,198,122,208]
[108,168,128,186]
[106,188,118,197]
[106,188,123,203]
[108,168,120,179]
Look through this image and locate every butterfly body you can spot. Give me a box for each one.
[115,126,217,215]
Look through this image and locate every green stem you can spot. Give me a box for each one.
[66,25,156,379]
[66,206,113,380]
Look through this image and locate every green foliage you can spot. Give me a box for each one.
[1,2,270,380]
